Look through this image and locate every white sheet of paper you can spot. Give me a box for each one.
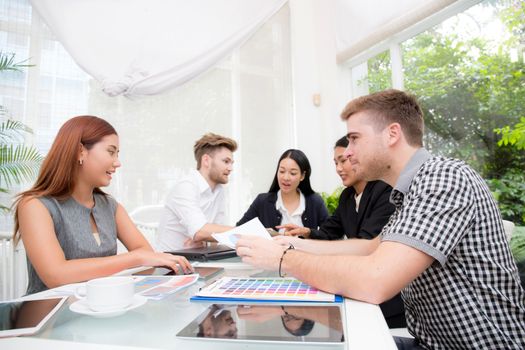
[212,218,272,249]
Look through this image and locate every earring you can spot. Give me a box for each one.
[79,159,83,166]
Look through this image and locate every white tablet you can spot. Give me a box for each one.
[177,303,344,344]
[0,297,67,338]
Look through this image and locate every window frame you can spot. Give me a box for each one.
[341,0,482,98]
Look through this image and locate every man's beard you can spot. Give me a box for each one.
[210,166,228,184]
[361,150,390,181]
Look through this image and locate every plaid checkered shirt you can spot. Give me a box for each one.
[382,148,525,349]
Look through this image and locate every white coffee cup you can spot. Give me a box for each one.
[75,276,135,312]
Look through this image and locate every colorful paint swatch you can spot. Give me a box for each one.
[134,275,199,300]
[196,277,335,302]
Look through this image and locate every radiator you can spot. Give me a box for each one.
[0,238,27,301]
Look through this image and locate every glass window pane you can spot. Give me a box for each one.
[401,0,525,224]
[367,50,392,93]
[0,0,293,229]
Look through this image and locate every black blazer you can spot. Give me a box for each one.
[236,192,329,230]
[310,181,406,328]
[310,180,395,240]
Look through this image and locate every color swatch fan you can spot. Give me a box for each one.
[191,277,342,303]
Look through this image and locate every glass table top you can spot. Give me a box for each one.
[30,263,346,350]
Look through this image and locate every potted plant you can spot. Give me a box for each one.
[0,52,43,211]
[320,186,344,216]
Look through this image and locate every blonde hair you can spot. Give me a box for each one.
[194,133,237,169]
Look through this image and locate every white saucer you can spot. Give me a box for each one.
[69,295,147,318]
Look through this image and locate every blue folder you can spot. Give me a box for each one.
[190,294,344,303]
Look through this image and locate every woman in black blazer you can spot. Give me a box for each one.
[237,149,328,231]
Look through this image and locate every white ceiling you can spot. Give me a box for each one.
[335,0,461,63]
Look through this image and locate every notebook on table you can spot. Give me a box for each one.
[166,244,237,261]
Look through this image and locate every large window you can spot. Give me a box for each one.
[348,0,525,225]
[365,50,392,93]
[0,0,292,229]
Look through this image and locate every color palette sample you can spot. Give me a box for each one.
[196,277,336,302]
[134,275,199,300]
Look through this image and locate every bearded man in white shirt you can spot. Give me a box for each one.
[156,133,237,251]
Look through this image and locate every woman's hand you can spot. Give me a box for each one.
[276,223,311,237]
[132,250,193,274]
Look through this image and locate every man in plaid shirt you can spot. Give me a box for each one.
[236,89,525,349]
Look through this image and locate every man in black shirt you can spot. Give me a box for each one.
[280,136,394,241]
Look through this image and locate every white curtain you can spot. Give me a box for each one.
[30,0,287,98]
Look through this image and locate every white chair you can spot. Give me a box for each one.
[0,232,27,301]
[118,205,164,253]
[390,327,413,338]
[502,220,515,242]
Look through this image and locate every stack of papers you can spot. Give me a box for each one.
[17,275,199,302]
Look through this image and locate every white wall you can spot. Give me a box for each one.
[289,0,348,194]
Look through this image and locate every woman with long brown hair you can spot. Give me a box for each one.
[13,115,192,294]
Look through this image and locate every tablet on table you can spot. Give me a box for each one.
[177,303,344,344]
[0,297,67,338]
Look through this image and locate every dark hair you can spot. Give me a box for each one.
[268,149,314,196]
[334,135,349,148]
[197,324,205,337]
[340,89,424,147]
[281,317,315,336]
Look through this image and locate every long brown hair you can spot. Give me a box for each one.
[12,116,117,244]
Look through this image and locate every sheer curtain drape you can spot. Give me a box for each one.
[0,0,293,228]
[30,0,287,98]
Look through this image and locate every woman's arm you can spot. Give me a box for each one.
[19,198,192,290]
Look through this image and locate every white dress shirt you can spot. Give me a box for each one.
[156,169,226,251]
[275,190,305,233]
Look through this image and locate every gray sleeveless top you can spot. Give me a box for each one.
[26,193,118,294]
